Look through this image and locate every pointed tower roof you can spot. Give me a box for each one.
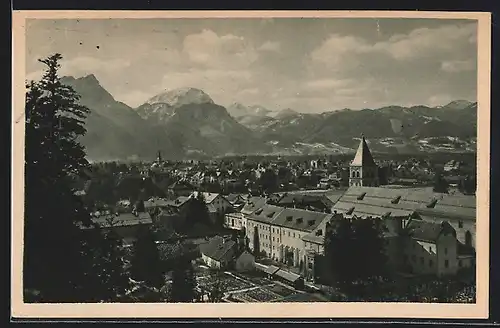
[351,136,376,167]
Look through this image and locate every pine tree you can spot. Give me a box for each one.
[24,54,95,302]
[433,170,449,193]
[24,54,129,302]
[84,227,130,302]
[169,259,197,302]
[130,225,164,289]
[325,216,388,295]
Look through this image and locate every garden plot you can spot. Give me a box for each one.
[234,287,282,302]
[197,273,254,293]
[267,283,298,298]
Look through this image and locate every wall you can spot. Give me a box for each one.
[419,217,475,249]
[403,239,438,275]
[201,253,221,269]
[436,232,458,276]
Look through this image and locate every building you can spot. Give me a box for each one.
[349,136,379,187]
[191,192,233,214]
[402,220,474,276]
[332,136,476,276]
[332,186,476,249]
[167,180,195,197]
[244,203,335,279]
[82,211,153,245]
[200,236,237,269]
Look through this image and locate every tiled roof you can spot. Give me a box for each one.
[191,191,221,204]
[248,204,284,224]
[275,269,302,282]
[241,197,268,215]
[272,207,331,232]
[255,263,280,275]
[406,220,454,243]
[90,212,152,228]
[144,198,171,209]
[333,186,476,220]
[200,236,236,261]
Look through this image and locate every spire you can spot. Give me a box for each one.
[351,135,376,166]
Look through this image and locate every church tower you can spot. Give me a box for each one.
[156,150,163,164]
[349,135,379,187]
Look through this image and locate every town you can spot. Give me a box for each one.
[72,137,477,303]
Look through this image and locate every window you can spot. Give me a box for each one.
[445,260,449,268]
[357,192,367,200]
[458,221,464,228]
[429,246,432,252]
[465,231,472,247]
[429,260,433,267]
[272,237,275,241]
[288,231,290,237]
[232,219,235,226]
[444,248,448,255]
[293,233,296,238]
[426,199,438,208]
[391,196,401,204]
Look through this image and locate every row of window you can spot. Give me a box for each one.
[249,222,303,239]
[407,255,450,268]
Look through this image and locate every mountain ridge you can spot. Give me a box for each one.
[60,74,477,160]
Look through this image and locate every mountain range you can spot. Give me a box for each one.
[61,74,477,161]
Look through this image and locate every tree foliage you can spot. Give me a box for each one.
[24,54,95,302]
[432,170,449,193]
[23,54,129,302]
[325,216,388,294]
[130,225,164,289]
[168,259,197,302]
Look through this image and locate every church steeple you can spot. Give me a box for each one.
[351,135,376,167]
[157,150,162,164]
[349,135,379,187]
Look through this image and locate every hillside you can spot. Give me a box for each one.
[61,74,477,159]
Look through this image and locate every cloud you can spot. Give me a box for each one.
[309,22,477,69]
[59,56,131,77]
[303,78,354,91]
[375,23,477,60]
[25,19,478,111]
[441,59,476,73]
[182,29,258,69]
[258,41,281,52]
[428,94,453,107]
[114,90,153,108]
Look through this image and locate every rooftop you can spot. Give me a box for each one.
[351,136,377,167]
[332,186,476,221]
[200,236,236,261]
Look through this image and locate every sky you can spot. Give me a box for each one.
[25,18,478,113]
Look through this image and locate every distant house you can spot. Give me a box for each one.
[82,211,153,244]
[225,193,246,206]
[235,250,255,272]
[200,236,237,269]
[190,192,234,222]
[403,220,472,276]
[167,181,195,197]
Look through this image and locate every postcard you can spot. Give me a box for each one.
[11,10,491,319]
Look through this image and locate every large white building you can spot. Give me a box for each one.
[224,137,476,279]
